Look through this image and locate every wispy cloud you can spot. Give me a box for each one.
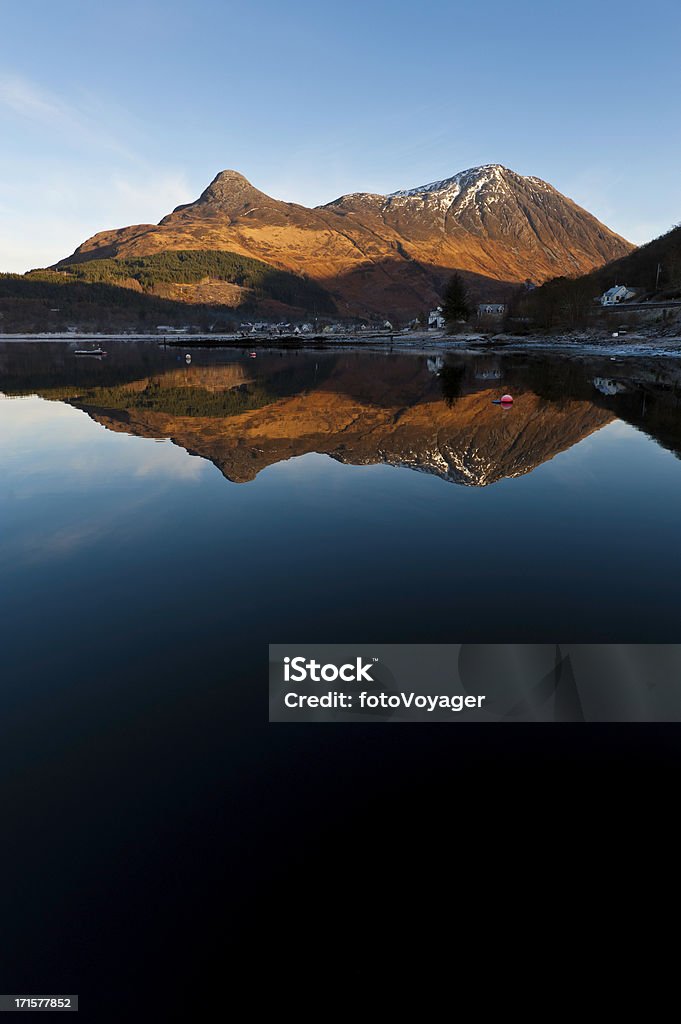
[0,72,137,160]
[0,169,194,271]
[0,72,195,271]
[0,74,64,120]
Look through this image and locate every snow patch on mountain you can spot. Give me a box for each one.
[388,164,510,198]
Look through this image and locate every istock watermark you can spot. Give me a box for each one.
[270,643,681,723]
[283,656,376,683]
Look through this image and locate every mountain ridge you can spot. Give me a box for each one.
[56,164,634,319]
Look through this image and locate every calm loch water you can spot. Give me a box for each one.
[2,339,681,1003]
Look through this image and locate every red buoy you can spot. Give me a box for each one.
[500,394,513,404]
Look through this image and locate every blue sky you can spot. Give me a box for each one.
[1,0,680,271]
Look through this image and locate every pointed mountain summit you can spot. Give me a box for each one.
[173,169,268,214]
[57,164,634,318]
[202,168,258,196]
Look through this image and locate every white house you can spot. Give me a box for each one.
[477,303,506,317]
[600,285,636,306]
[428,306,446,329]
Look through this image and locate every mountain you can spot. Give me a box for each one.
[55,164,634,320]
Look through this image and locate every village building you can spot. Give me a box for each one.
[477,303,506,317]
[428,306,446,329]
[600,285,636,306]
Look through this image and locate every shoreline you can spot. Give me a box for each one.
[3,330,681,359]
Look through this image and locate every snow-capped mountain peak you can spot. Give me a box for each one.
[387,163,512,199]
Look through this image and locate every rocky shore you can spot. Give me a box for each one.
[4,324,681,359]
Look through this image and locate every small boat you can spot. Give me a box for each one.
[74,347,107,356]
[249,351,257,358]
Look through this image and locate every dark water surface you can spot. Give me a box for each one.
[2,340,681,1010]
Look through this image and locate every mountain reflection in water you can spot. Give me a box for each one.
[5,343,681,487]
